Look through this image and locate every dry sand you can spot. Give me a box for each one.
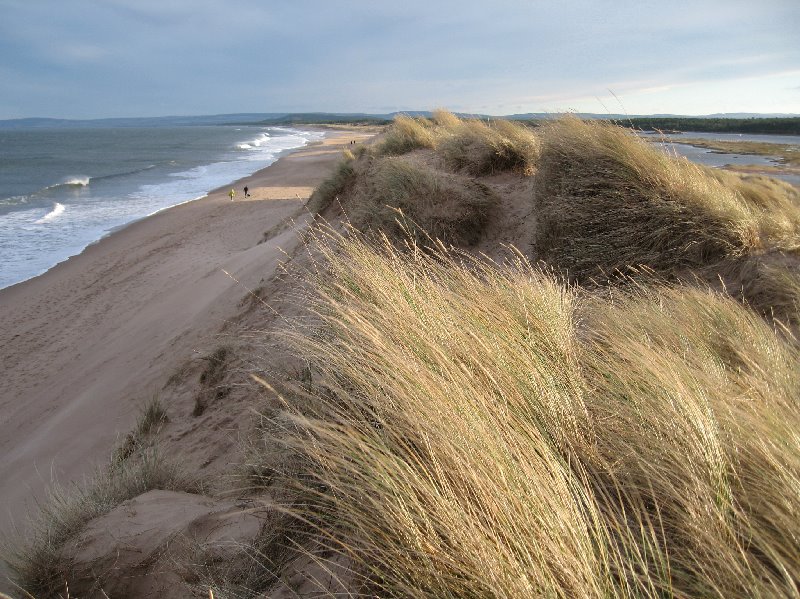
[0,128,373,544]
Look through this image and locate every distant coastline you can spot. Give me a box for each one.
[4,112,800,135]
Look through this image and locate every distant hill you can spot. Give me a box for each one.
[3,111,799,134]
[621,116,800,135]
[0,114,288,129]
[705,113,800,119]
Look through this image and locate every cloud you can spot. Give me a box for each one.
[1,0,799,118]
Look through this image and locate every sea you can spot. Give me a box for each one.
[0,121,325,290]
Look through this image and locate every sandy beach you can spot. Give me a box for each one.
[0,127,373,541]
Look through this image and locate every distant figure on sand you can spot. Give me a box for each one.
[243,185,249,197]
[229,189,235,201]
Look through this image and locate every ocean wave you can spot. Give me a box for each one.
[0,194,31,207]
[42,176,90,192]
[61,176,90,187]
[6,166,159,204]
[92,164,157,182]
[35,202,65,224]
[236,131,271,151]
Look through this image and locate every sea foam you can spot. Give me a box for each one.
[35,202,66,224]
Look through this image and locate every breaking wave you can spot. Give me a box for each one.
[35,202,65,224]
[236,131,271,150]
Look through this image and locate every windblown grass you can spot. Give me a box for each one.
[6,447,201,598]
[113,395,168,462]
[711,170,800,249]
[723,256,800,325]
[349,157,495,246]
[439,116,540,176]
[377,115,438,155]
[376,111,539,176]
[532,117,800,279]
[306,155,357,214]
[269,230,800,598]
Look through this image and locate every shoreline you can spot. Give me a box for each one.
[0,127,328,294]
[0,126,375,546]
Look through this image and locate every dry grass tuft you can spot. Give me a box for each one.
[430,108,462,129]
[375,110,539,176]
[265,230,800,598]
[306,156,357,214]
[194,345,233,416]
[348,157,495,246]
[720,256,800,325]
[6,447,201,598]
[711,170,800,249]
[113,395,168,463]
[439,116,540,176]
[377,115,438,156]
[532,117,779,279]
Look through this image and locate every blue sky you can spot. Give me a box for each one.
[0,0,798,119]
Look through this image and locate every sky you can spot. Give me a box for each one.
[0,0,798,119]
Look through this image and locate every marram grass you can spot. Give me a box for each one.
[272,230,800,598]
[532,116,800,279]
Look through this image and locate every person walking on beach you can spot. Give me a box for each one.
[229,189,236,201]
[243,185,249,197]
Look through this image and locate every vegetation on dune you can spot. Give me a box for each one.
[439,116,540,176]
[7,450,200,598]
[721,256,800,325]
[306,154,358,214]
[10,112,800,598]
[113,395,169,462]
[349,157,495,246]
[274,115,800,595]
[375,111,539,176]
[533,116,800,280]
[270,231,800,598]
[377,115,438,155]
[710,170,800,249]
[308,113,800,320]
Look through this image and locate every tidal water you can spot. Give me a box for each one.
[646,130,800,187]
